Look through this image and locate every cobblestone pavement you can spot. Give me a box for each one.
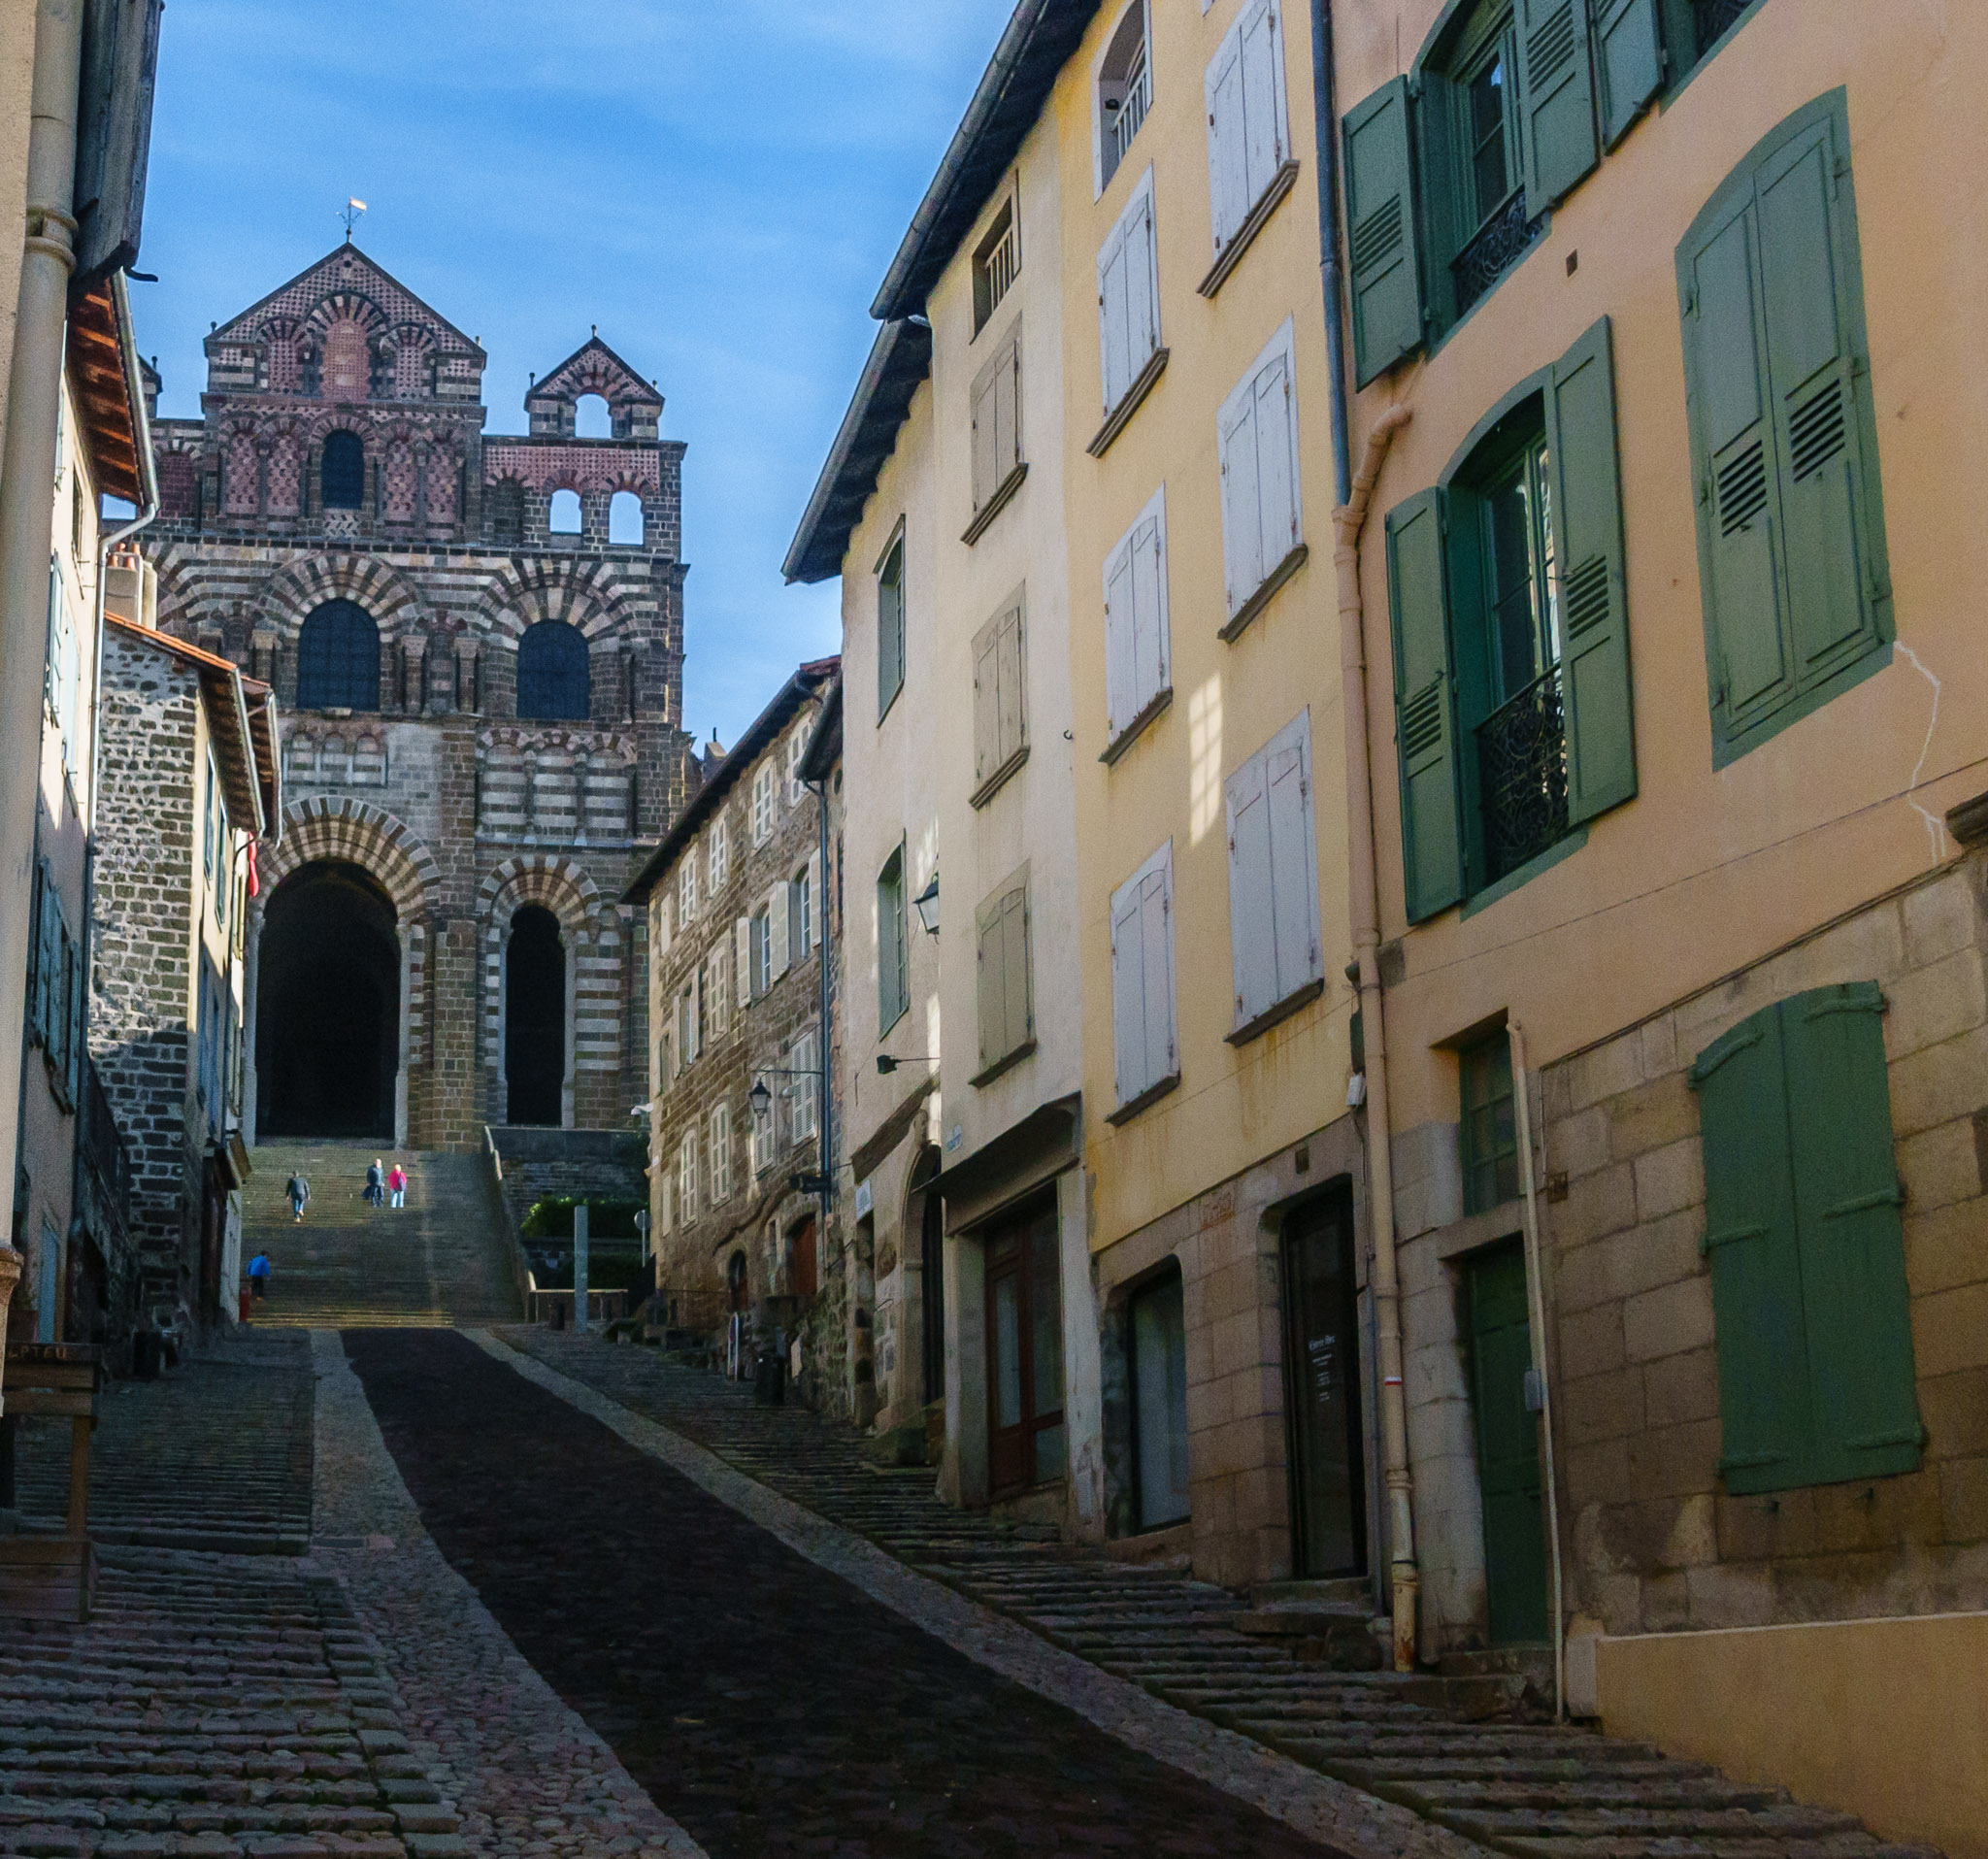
[492,1329,1944,1859]
[347,1327,1369,1859]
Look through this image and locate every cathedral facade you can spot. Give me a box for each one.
[142,243,689,1149]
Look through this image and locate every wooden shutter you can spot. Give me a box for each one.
[1206,25,1249,250]
[971,363,999,511]
[1219,375,1264,615]
[1264,717,1320,1000]
[994,333,1021,483]
[1545,317,1636,822]
[1099,216,1132,411]
[1342,79,1424,387]
[734,916,751,1006]
[1593,0,1664,147]
[1111,877,1146,1102]
[1124,186,1157,379]
[1514,0,1599,216]
[878,550,904,718]
[976,896,1004,1072]
[996,606,1026,768]
[1691,1004,1810,1495]
[1104,532,1137,737]
[1140,859,1176,1082]
[1254,348,1298,566]
[973,614,1002,785]
[805,851,822,950]
[1385,489,1465,921]
[1226,753,1276,1025]
[768,881,791,979]
[1781,985,1922,1483]
[1239,0,1284,204]
[1001,885,1032,1055]
[1132,513,1166,709]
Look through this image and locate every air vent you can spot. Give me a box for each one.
[1401,681,1445,761]
[1352,198,1403,276]
[1528,4,1578,80]
[1564,555,1610,639]
[1789,381,1847,481]
[1718,442,1769,536]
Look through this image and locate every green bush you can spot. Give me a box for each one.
[520,1195,644,1241]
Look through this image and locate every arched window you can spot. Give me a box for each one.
[295,600,381,711]
[516,620,591,722]
[321,431,365,510]
[548,487,582,534]
[609,490,645,545]
[575,393,613,439]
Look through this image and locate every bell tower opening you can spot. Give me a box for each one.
[256,861,399,1140]
[505,905,566,1126]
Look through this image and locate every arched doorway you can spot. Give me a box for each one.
[256,862,399,1139]
[505,904,565,1126]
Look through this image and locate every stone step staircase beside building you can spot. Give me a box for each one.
[243,1144,522,1330]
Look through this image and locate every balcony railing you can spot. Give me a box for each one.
[1476,665,1570,884]
[1451,188,1546,318]
[1105,52,1149,179]
[1695,0,1751,54]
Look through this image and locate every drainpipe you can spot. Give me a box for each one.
[804,764,833,1253]
[1309,0,1353,508]
[1508,1017,1566,1719]
[0,0,86,1250]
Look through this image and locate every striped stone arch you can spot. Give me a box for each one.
[256,551,427,644]
[298,289,390,349]
[477,855,624,1083]
[477,854,603,936]
[261,797,441,924]
[482,556,629,649]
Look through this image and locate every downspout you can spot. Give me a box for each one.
[806,764,833,1255]
[1309,0,1352,508]
[0,0,86,1246]
[1508,1018,1566,1719]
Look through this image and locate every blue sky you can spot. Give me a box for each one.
[135,0,1014,747]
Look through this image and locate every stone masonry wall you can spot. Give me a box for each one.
[1541,848,1988,1639]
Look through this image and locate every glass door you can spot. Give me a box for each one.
[1282,1195,1368,1577]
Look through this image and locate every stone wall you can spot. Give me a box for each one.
[1542,848,1988,1638]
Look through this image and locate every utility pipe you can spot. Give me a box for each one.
[1308,0,1352,508]
[0,0,85,1245]
[1508,1017,1567,1720]
[1333,401,1414,1668]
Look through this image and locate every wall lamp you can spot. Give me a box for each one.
[913,873,941,936]
[748,1068,816,1116]
[877,1054,938,1076]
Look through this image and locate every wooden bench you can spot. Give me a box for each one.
[0,1343,101,1622]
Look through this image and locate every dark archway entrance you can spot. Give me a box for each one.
[257,861,399,1140]
[505,905,565,1126]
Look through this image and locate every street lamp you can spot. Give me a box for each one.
[913,872,941,936]
[749,1077,773,1117]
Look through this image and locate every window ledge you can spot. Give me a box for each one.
[1198,159,1301,300]
[1087,348,1170,459]
[970,742,1030,810]
[962,462,1028,546]
[1225,977,1325,1047]
[1459,827,1588,920]
[971,1037,1037,1089]
[1218,543,1309,644]
[1106,1072,1179,1127]
[1101,686,1173,766]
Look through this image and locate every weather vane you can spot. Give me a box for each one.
[340,197,367,242]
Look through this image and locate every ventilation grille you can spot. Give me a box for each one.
[1565,555,1610,639]
[1528,4,1579,80]
[1352,198,1404,277]
[1789,381,1847,481]
[1402,681,1446,761]
[1718,442,1769,535]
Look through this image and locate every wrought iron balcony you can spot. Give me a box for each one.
[1476,666,1570,884]
[1451,189,1545,318]
[1695,0,1752,55]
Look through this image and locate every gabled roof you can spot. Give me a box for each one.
[209,242,484,358]
[870,0,1101,320]
[783,318,931,584]
[799,670,843,785]
[623,659,840,904]
[527,334,663,411]
[67,272,154,509]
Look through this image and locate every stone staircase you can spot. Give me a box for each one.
[502,1331,1945,1859]
[243,1143,521,1329]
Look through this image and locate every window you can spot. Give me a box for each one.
[656,1027,673,1093]
[609,490,644,545]
[516,620,591,722]
[1225,710,1321,1035]
[1385,317,1634,920]
[1097,1,1151,191]
[1103,487,1170,749]
[575,393,612,439]
[1690,982,1921,1496]
[785,727,808,805]
[203,749,220,885]
[28,860,82,1109]
[1110,842,1176,1112]
[678,979,698,1066]
[1459,1033,1519,1212]
[971,598,1027,803]
[656,896,674,958]
[789,1028,819,1143]
[1678,91,1890,769]
[710,1103,734,1203]
[708,813,729,893]
[1206,0,1291,260]
[679,1130,699,1221]
[877,529,906,720]
[1217,318,1302,632]
[751,763,776,847]
[975,869,1033,1080]
[973,197,1021,337]
[877,844,910,1035]
[321,431,364,510]
[295,600,381,711]
[968,329,1023,536]
[548,488,582,535]
[750,1081,775,1176]
[747,908,771,1000]
[790,855,817,960]
[1097,171,1161,418]
[679,853,700,927]
[704,941,729,1040]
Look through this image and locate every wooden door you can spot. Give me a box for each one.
[1282,1195,1367,1577]
[1465,1241,1549,1643]
[790,1218,818,1300]
[985,1198,1064,1499]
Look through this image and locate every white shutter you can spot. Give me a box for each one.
[1206,27,1248,250]
[1240,0,1284,203]
[1226,751,1276,1024]
[1112,843,1177,1105]
[1099,217,1131,412]
[805,851,822,954]
[1219,384,1264,615]
[1104,534,1137,737]
[1125,186,1157,376]
[971,369,998,508]
[1141,857,1176,1080]
[1255,349,1297,567]
[769,881,791,979]
[735,916,752,1006]
[1130,512,1167,714]
[657,897,673,957]
[1110,876,1146,1101]
[1264,720,1318,999]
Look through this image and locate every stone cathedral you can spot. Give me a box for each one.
[141,242,691,1148]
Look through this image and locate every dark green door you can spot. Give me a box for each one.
[1465,1243,1548,1643]
[1282,1195,1367,1578]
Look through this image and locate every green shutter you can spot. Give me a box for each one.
[1781,984,1922,1483]
[1514,0,1599,216]
[1592,0,1664,148]
[1545,317,1636,823]
[1385,488,1464,922]
[1690,1005,1810,1495]
[1342,78,1425,388]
